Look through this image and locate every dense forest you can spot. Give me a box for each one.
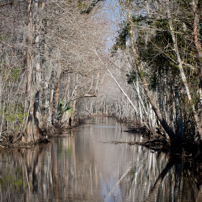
[0,0,202,154]
[0,0,106,143]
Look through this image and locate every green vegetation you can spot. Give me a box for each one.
[0,103,28,130]
[58,100,72,117]
[0,171,25,192]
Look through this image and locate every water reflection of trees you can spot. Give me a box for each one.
[0,118,202,201]
[117,154,202,202]
[0,131,103,201]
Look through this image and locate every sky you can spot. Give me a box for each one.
[95,0,124,52]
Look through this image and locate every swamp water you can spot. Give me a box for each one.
[0,117,201,202]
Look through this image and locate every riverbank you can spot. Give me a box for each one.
[0,117,88,149]
[0,115,201,162]
[122,124,202,162]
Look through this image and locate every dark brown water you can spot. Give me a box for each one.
[0,117,201,202]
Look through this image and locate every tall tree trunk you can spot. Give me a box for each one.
[53,76,60,124]
[0,75,3,137]
[26,1,35,142]
[0,75,2,114]
[26,0,45,142]
[27,87,39,143]
[71,100,76,126]
[192,0,202,106]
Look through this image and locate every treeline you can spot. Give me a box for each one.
[0,0,105,144]
[110,0,202,151]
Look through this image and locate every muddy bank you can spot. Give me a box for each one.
[0,117,87,149]
[121,124,202,162]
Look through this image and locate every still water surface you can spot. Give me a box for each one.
[0,117,201,202]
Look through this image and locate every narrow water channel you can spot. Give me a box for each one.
[0,117,201,202]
